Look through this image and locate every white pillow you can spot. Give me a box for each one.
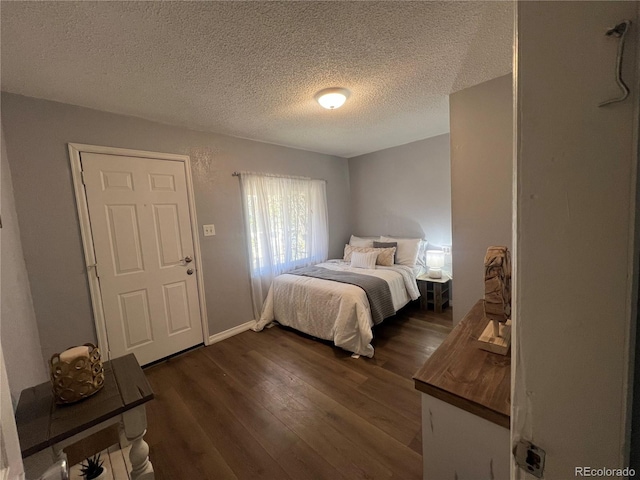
[380,236,422,266]
[350,235,375,247]
[350,251,378,269]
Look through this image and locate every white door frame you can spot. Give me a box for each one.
[0,341,24,480]
[68,143,210,359]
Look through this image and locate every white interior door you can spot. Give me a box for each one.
[81,152,204,365]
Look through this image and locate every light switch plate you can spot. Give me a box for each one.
[203,224,216,236]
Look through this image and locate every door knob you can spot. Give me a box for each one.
[184,255,193,263]
[187,268,194,275]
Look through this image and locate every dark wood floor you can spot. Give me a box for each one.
[143,302,453,480]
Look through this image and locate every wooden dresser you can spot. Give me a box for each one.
[413,299,511,479]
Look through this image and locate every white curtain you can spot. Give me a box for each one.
[240,172,328,318]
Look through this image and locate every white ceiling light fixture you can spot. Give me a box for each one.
[315,87,350,110]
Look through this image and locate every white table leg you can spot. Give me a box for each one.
[121,406,154,480]
[52,444,67,466]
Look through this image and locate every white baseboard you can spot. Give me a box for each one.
[207,320,256,345]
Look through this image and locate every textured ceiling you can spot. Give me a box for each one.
[1,1,513,158]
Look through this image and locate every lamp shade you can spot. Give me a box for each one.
[426,250,445,269]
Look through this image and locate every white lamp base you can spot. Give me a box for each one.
[428,268,442,279]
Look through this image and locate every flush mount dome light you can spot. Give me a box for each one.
[315,87,350,109]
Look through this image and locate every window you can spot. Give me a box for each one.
[240,172,328,317]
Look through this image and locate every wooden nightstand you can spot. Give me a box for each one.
[417,274,451,313]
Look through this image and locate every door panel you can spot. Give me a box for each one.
[163,281,192,334]
[82,153,203,365]
[119,289,154,347]
[101,170,134,191]
[106,204,145,275]
[153,204,183,268]
[149,173,176,192]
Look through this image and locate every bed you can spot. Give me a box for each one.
[253,236,425,357]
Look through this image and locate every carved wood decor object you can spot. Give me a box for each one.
[478,246,512,355]
[484,246,511,322]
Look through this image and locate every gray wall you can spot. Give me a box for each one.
[450,74,513,324]
[513,2,638,476]
[347,134,452,246]
[1,93,351,362]
[0,123,47,403]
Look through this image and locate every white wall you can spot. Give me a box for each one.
[0,123,47,404]
[450,74,513,324]
[1,93,352,362]
[347,134,452,247]
[421,394,510,480]
[514,2,639,477]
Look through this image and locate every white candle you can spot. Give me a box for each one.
[59,345,90,363]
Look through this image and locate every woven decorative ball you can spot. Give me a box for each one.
[50,343,105,405]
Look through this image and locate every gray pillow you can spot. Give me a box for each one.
[373,241,398,249]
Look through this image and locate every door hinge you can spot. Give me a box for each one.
[87,263,99,278]
[81,170,86,186]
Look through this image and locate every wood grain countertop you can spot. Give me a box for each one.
[413,299,511,428]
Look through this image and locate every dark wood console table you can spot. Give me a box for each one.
[16,354,155,480]
[413,300,511,478]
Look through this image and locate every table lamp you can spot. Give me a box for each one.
[426,250,445,279]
